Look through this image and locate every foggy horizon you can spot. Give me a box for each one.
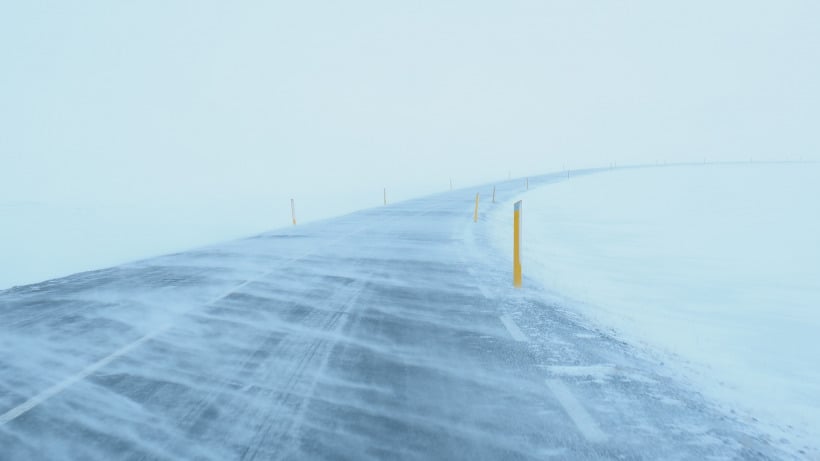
[3,1,819,222]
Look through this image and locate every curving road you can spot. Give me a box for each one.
[0,170,784,460]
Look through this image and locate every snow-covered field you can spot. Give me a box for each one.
[0,200,280,290]
[490,163,820,451]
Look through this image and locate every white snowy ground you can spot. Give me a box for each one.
[489,163,820,452]
[0,200,280,290]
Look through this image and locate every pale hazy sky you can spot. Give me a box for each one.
[2,1,819,218]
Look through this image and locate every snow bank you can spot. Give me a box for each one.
[490,163,820,450]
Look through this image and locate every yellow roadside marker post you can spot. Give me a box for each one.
[513,200,523,287]
[291,198,297,225]
[473,192,480,223]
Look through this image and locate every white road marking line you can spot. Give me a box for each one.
[499,315,528,342]
[0,331,161,425]
[546,379,608,443]
[0,273,269,426]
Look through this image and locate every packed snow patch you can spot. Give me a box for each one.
[491,163,820,451]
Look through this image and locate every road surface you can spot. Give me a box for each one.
[0,171,785,459]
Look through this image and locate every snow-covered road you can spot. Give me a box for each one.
[0,171,787,459]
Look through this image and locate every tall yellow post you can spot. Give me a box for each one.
[291,198,297,225]
[473,192,480,223]
[513,200,523,287]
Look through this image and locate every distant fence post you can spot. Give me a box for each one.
[291,198,297,225]
[473,192,480,223]
[513,200,523,288]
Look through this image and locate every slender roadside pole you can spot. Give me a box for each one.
[291,198,297,225]
[513,200,523,288]
[473,193,480,223]
[492,186,496,203]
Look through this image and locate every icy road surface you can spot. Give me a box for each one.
[0,171,787,460]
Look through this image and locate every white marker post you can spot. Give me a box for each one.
[291,198,296,225]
